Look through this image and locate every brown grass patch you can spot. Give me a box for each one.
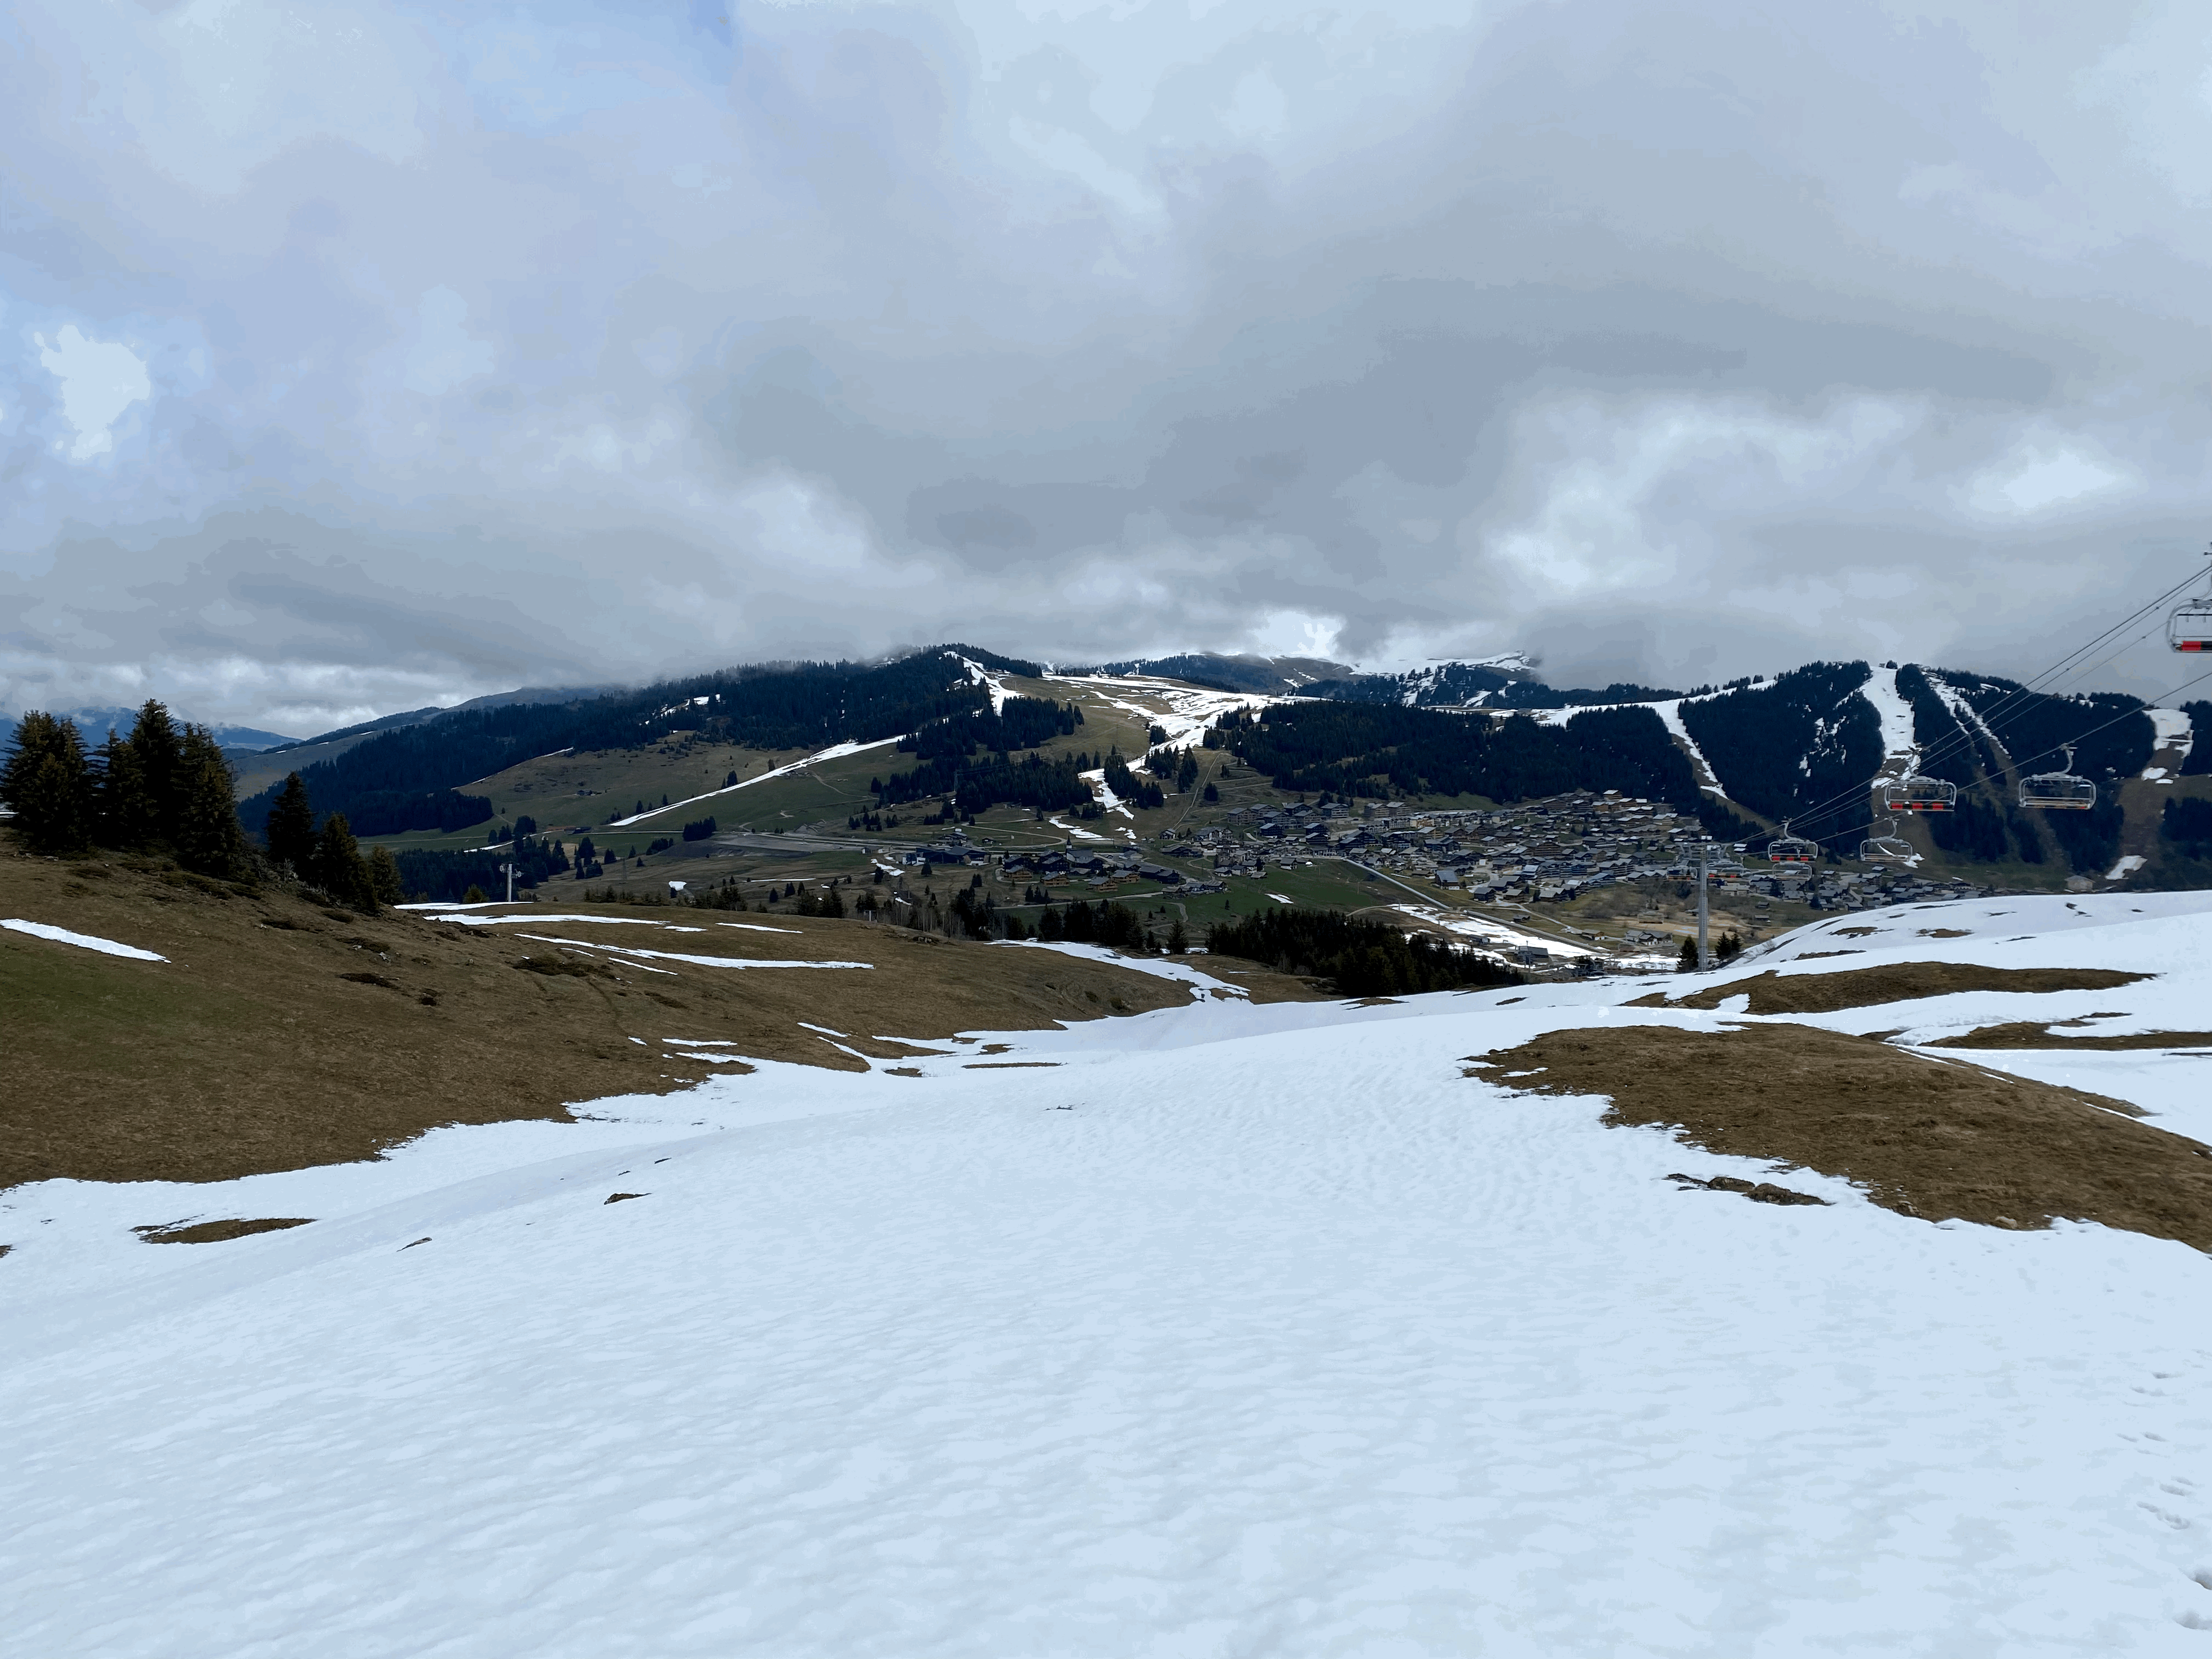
[135,1217,314,1245]
[1933,1024,2212,1051]
[1465,1023,2212,1248]
[1629,961,2146,1015]
[3,847,1318,1190]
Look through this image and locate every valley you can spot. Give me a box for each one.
[194,647,2212,978]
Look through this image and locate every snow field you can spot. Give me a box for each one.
[5,935,2212,1654]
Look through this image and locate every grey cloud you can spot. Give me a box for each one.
[3,0,2209,727]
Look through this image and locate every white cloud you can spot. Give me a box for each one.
[36,327,151,460]
[403,289,495,397]
[1961,437,2138,518]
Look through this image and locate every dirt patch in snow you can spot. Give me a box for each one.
[1933,1024,2212,1051]
[1465,1022,2212,1250]
[1629,962,2146,1015]
[135,1217,314,1245]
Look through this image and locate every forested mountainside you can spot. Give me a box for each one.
[1220,657,2198,882]
[1214,702,1755,842]
[15,642,2201,888]
[1677,662,1883,851]
[1305,662,1678,709]
[1082,653,1351,694]
[234,647,1038,838]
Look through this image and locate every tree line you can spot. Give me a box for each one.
[1203,908,1522,997]
[0,702,406,907]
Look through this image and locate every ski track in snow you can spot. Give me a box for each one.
[6,894,2212,1653]
[2,918,167,961]
[2145,707,2192,780]
[606,736,905,829]
[1650,697,1732,800]
[1859,663,1918,768]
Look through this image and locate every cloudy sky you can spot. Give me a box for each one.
[5,1,2212,732]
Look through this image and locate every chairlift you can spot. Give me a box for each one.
[1858,816,1915,864]
[1766,819,1818,864]
[1879,771,1957,813]
[2019,744,2097,811]
[1706,859,1750,884]
[2169,546,2212,652]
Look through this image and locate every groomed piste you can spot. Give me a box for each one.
[4,893,2212,1654]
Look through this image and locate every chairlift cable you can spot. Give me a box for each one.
[1752,563,2206,840]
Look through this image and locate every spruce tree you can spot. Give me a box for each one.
[93,730,152,848]
[368,845,406,907]
[1,712,94,853]
[312,812,376,909]
[127,700,184,838]
[172,725,250,878]
[265,772,317,875]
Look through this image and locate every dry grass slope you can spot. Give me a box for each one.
[1631,962,2147,1015]
[1,845,1305,1191]
[1466,1023,2212,1251]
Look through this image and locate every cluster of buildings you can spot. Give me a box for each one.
[1154,791,1707,900]
[891,827,1214,893]
[876,791,1999,913]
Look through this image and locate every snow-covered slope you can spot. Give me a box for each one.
[5,901,2212,1655]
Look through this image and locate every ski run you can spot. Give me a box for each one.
[5,894,2212,1655]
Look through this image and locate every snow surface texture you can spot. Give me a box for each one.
[1389,902,1604,961]
[2,917,166,961]
[6,896,2212,1655]
[1859,663,1918,769]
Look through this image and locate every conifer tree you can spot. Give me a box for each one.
[172,725,250,878]
[265,772,317,875]
[0,711,94,853]
[93,730,151,848]
[312,811,377,909]
[1167,917,1189,953]
[368,845,406,907]
[127,700,185,833]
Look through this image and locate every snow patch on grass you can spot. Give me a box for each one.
[2,919,165,962]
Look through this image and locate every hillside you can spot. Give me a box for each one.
[0,840,1319,1192]
[6,888,2210,1652]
